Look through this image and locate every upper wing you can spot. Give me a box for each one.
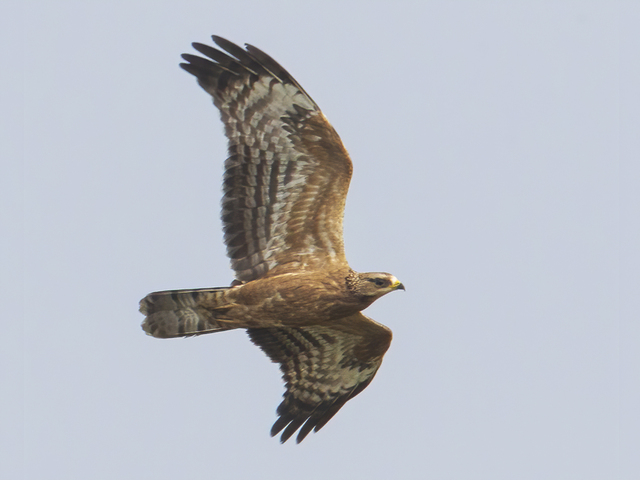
[247,313,392,443]
[181,36,353,282]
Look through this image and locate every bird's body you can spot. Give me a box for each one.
[140,36,403,443]
[142,267,395,332]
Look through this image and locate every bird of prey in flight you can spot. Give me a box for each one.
[140,36,404,443]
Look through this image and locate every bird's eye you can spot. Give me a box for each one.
[374,278,386,287]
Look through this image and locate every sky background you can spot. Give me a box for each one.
[3,1,639,479]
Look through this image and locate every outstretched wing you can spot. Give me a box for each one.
[247,313,392,443]
[181,36,353,282]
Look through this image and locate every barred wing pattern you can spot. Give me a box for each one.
[247,313,392,443]
[181,37,353,282]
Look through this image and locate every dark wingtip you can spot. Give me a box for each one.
[296,429,311,444]
[211,35,228,45]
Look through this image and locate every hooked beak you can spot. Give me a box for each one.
[392,280,405,291]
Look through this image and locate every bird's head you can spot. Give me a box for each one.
[348,271,405,300]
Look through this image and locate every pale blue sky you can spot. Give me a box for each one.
[3,1,639,479]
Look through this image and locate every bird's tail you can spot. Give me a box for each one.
[140,287,233,338]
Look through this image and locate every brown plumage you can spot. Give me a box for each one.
[140,36,404,443]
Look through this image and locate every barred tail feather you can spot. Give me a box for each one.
[140,287,231,338]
